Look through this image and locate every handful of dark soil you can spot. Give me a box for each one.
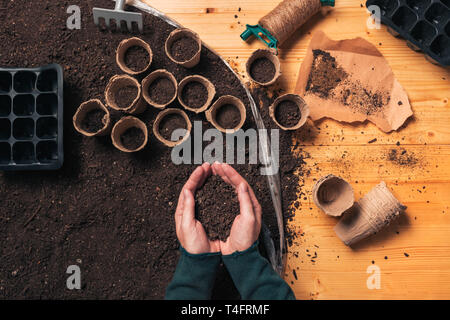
[195,175,240,242]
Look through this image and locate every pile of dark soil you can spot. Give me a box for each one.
[159,113,187,141]
[148,77,175,104]
[170,37,198,62]
[0,0,304,299]
[306,49,348,98]
[275,101,301,128]
[195,175,240,241]
[216,104,241,129]
[121,127,145,150]
[181,81,208,108]
[306,49,390,115]
[81,110,106,133]
[124,46,149,72]
[115,85,138,108]
[250,57,275,84]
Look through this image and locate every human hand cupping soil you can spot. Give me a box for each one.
[175,162,262,255]
[175,163,221,254]
[211,162,262,255]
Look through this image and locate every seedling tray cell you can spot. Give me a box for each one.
[0,64,63,170]
[366,0,450,66]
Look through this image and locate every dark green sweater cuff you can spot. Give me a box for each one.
[222,242,296,300]
[165,247,221,300]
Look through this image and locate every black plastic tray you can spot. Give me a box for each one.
[0,64,64,170]
[366,0,450,66]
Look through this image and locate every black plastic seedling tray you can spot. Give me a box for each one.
[0,64,63,170]
[366,0,450,66]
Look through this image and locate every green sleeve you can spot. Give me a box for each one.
[165,246,221,300]
[222,242,296,300]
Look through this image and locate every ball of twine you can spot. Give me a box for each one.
[259,0,322,45]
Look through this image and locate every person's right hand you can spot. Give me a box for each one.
[212,162,262,255]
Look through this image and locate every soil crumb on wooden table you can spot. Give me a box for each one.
[159,113,187,141]
[170,37,198,62]
[181,81,208,108]
[124,46,149,72]
[216,104,241,129]
[250,57,275,83]
[81,109,106,133]
[148,77,175,104]
[196,175,240,242]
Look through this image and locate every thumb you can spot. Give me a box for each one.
[181,189,196,228]
[237,183,254,220]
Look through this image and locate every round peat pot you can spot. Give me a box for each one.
[269,94,309,131]
[105,75,146,114]
[116,37,153,75]
[246,49,281,86]
[205,95,247,134]
[153,108,192,147]
[73,99,111,137]
[142,69,178,109]
[177,75,216,113]
[165,28,201,68]
[312,174,354,217]
[111,116,148,153]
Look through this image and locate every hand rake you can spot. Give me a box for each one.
[93,0,143,33]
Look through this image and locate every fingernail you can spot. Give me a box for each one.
[239,183,247,193]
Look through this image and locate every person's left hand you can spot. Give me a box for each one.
[175,162,220,254]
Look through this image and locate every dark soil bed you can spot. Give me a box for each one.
[0,0,304,299]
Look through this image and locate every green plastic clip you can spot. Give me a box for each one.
[240,24,278,53]
[320,0,335,7]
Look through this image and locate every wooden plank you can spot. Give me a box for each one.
[142,0,450,299]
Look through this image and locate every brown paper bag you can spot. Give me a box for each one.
[295,31,413,133]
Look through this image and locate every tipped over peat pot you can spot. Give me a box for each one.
[142,69,178,109]
[105,74,146,114]
[269,93,309,130]
[246,49,281,86]
[334,181,406,246]
[177,75,216,113]
[111,116,148,153]
[73,99,111,137]
[116,37,153,75]
[0,64,63,170]
[153,108,192,147]
[312,174,354,217]
[165,28,202,68]
[205,95,247,133]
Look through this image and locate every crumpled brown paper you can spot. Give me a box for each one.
[295,31,413,132]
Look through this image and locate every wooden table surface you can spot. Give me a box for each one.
[141,0,450,299]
